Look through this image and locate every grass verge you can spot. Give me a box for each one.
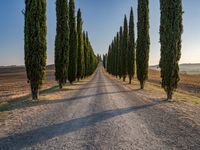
[104,70,200,105]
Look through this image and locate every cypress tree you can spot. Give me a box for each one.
[128,7,135,84]
[83,31,88,77]
[85,32,91,76]
[112,39,116,76]
[159,0,183,100]
[136,0,150,89]
[104,54,108,69]
[68,0,78,84]
[77,9,85,80]
[107,46,112,74]
[84,32,97,76]
[122,15,128,81]
[118,26,123,79]
[103,54,106,68]
[116,32,120,78]
[24,0,47,100]
[55,0,69,89]
[105,54,108,69]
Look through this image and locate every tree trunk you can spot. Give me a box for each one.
[123,76,126,82]
[140,81,144,89]
[59,81,63,89]
[31,87,39,100]
[167,90,173,101]
[129,76,132,84]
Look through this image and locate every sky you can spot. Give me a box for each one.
[0,0,199,66]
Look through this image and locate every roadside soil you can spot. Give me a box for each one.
[0,66,57,102]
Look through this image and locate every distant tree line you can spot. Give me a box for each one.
[104,0,183,100]
[24,0,98,100]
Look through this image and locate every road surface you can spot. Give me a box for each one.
[0,65,200,150]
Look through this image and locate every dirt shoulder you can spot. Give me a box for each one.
[104,69,200,128]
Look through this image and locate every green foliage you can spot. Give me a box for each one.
[122,15,128,81]
[159,0,183,100]
[107,31,120,78]
[136,0,150,89]
[103,54,108,69]
[77,9,85,80]
[115,33,120,77]
[83,32,98,77]
[83,32,88,76]
[68,0,78,84]
[118,26,123,79]
[127,7,135,84]
[24,0,47,100]
[55,0,69,89]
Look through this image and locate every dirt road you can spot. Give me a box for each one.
[0,65,200,150]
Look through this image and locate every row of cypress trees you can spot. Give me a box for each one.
[55,0,98,87]
[24,0,98,100]
[105,0,183,100]
[106,2,150,88]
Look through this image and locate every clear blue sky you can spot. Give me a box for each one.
[0,0,199,66]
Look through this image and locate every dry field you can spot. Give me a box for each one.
[0,66,199,104]
[0,65,57,102]
[148,69,200,97]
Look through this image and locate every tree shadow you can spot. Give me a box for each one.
[1,86,133,111]
[0,100,167,149]
[73,84,116,91]
[40,85,60,94]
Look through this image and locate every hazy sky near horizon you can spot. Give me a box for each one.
[0,0,199,66]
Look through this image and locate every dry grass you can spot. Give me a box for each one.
[104,69,200,105]
[148,69,200,97]
[0,68,94,112]
[0,68,57,102]
[149,69,200,86]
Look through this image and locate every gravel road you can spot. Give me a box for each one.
[0,65,200,150]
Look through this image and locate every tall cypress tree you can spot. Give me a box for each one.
[122,15,128,81]
[159,0,183,100]
[77,9,85,80]
[112,38,117,76]
[85,32,91,76]
[116,32,120,78]
[83,31,88,77]
[68,0,78,84]
[128,7,135,84]
[55,0,69,89]
[24,0,47,100]
[136,0,150,89]
[118,26,123,79]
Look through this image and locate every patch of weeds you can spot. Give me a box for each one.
[174,93,200,104]
[0,102,9,111]
[0,98,41,112]
[40,85,60,94]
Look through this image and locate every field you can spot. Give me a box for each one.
[148,69,200,97]
[0,65,57,102]
[149,64,200,97]
[0,64,199,103]
[150,63,200,75]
